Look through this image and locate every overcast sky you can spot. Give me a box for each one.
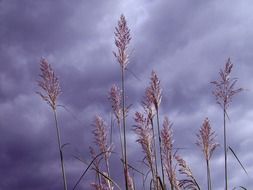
[1,0,253,189]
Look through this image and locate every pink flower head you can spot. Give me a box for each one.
[37,58,61,110]
[113,14,131,70]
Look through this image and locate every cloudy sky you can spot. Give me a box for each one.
[1,0,253,189]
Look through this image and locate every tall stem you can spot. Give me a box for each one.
[118,119,126,189]
[118,120,125,163]
[156,109,165,189]
[223,106,228,190]
[53,110,68,190]
[151,119,159,190]
[121,67,129,190]
[206,159,212,190]
[105,156,112,190]
[169,154,174,190]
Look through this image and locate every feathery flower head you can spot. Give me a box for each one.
[113,14,131,70]
[149,71,162,111]
[211,58,243,109]
[175,155,200,189]
[134,111,154,168]
[196,118,219,160]
[161,116,179,190]
[108,84,122,123]
[92,115,109,155]
[37,58,61,110]
[161,116,174,153]
[142,86,156,121]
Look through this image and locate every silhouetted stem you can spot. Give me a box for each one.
[53,110,68,190]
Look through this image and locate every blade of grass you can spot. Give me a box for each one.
[228,146,248,176]
[72,151,112,190]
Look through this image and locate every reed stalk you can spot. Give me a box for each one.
[211,58,242,190]
[196,118,219,190]
[113,14,131,190]
[37,58,68,190]
[143,87,159,189]
[148,71,165,189]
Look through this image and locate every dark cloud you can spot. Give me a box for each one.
[1,0,253,189]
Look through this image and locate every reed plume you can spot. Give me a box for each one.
[113,14,131,190]
[196,118,219,190]
[142,86,159,188]
[161,116,179,190]
[148,70,165,188]
[108,84,126,186]
[37,58,61,111]
[133,111,156,189]
[92,115,113,190]
[175,156,200,190]
[113,14,131,70]
[89,146,103,189]
[37,58,68,190]
[211,58,242,190]
[143,86,156,121]
[149,71,162,111]
[109,84,122,124]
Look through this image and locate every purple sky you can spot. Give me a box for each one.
[1,1,253,189]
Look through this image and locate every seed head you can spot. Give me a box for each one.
[196,118,219,160]
[37,58,61,110]
[149,71,162,111]
[92,115,111,159]
[113,14,131,70]
[134,112,154,170]
[108,84,122,123]
[211,58,243,110]
[161,116,179,190]
[175,155,200,189]
[142,86,156,121]
[161,116,174,154]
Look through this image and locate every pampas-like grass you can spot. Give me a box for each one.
[113,14,132,190]
[37,58,68,190]
[161,116,179,190]
[175,156,200,190]
[92,115,113,190]
[196,118,219,190]
[148,71,165,188]
[134,111,155,182]
[35,15,248,190]
[211,58,243,190]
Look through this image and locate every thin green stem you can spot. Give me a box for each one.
[53,109,68,190]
